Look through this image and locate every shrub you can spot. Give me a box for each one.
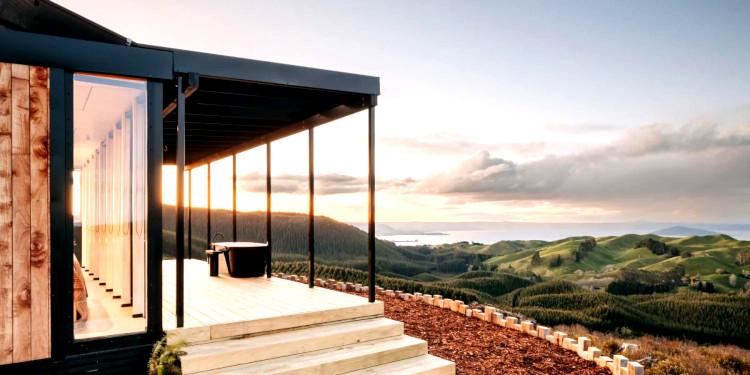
[549,254,562,267]
[649,358,690,375]
[148,337,185,375]
[601,339,620,356]
[715,353,750,374]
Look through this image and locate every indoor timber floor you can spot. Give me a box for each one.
[162,259,383,342]
[74,267,147,340]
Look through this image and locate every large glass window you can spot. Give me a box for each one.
[73,74,147,339]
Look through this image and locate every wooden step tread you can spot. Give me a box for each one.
[182,318,404,374]
[170,301,385,345]
[343,354,455,375]
[194,335,427,375]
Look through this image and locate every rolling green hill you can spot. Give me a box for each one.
[158,210,750,345]
[500,280,750,345]
[162,206,479,277]
[479,233,750,292]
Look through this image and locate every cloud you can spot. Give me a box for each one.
[416,122,750,208]
[239,172,415,195]
[382,134,546,157]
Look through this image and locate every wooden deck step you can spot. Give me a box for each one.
[194,335,428,375]
[343,354,455,375]
[169,301,385,345]
[181,317,404,374]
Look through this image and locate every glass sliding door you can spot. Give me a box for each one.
[73,74,147,339]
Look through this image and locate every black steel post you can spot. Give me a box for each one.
[232,153,237,242]
[308,128,315,288]
[187,169,192,259]
[175,77,185,327]
[207,162,211,248]
[368,104,376,303]
[266,143,272,277]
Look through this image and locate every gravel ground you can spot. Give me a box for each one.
[353,292,611,375]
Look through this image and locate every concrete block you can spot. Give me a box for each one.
[621,343,639,354]
[553,331,567,346]
[450,300,462,312]
[476,312,486,320]
[492,312,503,325]
[613,355,629,374]
[433,297,443,307]
[546,334,556,343]
[442,298,454,309]
[414,292,423,298]
[595,356,612,367]
[484,306,496,321]
[465,309,473,318]
[563,338,577,351]
[425,297,434,305]
[458,304,467,314]
[521,320,535,333]
[628,362,644,375]
[422,294,432,303]
[577,336,591,353]
[537,326,551,339]
[588,346,601,360]
[505,316,518,327]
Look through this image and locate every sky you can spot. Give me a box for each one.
[58,0,750,224]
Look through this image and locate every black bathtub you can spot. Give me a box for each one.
[212,242,268,277]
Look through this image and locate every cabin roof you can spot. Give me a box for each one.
[1,0,379,166]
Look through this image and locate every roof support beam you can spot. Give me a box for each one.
[162,73,199,118]
[207,162,212,246]
[187,170,192,260]
[232,154,237,242]
[175,76,186,328]
[265,143,272,278]
[308,128,315,288]
[368,100,376,303]
[186,101,367,169]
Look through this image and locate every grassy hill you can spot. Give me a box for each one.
[501,280,750,346]
[476,233,750,292]
[158,209,750,345]
[162,206,480,278]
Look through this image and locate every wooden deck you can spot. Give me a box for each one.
[162,259,383,343]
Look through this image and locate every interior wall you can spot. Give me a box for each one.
[0,62,51,364]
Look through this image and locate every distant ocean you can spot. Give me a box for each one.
[366,223,750,246]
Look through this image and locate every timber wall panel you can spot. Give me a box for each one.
[0,62,50,364]
[11,63,31,363]
[0,63,12,365]
[29,66,50,359]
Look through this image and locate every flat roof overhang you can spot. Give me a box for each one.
[162,49,379,167]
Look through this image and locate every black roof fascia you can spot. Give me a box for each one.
[0,0,129,45]
[171,49,380,95]
[0,28,172,79]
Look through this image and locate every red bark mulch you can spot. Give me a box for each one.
[354,292,611,375]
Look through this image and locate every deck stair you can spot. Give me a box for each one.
[174,301,454,375]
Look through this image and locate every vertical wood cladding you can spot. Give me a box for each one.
[0,62,50,364]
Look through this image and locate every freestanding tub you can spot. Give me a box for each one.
[211,242,268,278]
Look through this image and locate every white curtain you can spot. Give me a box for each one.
[80,90,147,318]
